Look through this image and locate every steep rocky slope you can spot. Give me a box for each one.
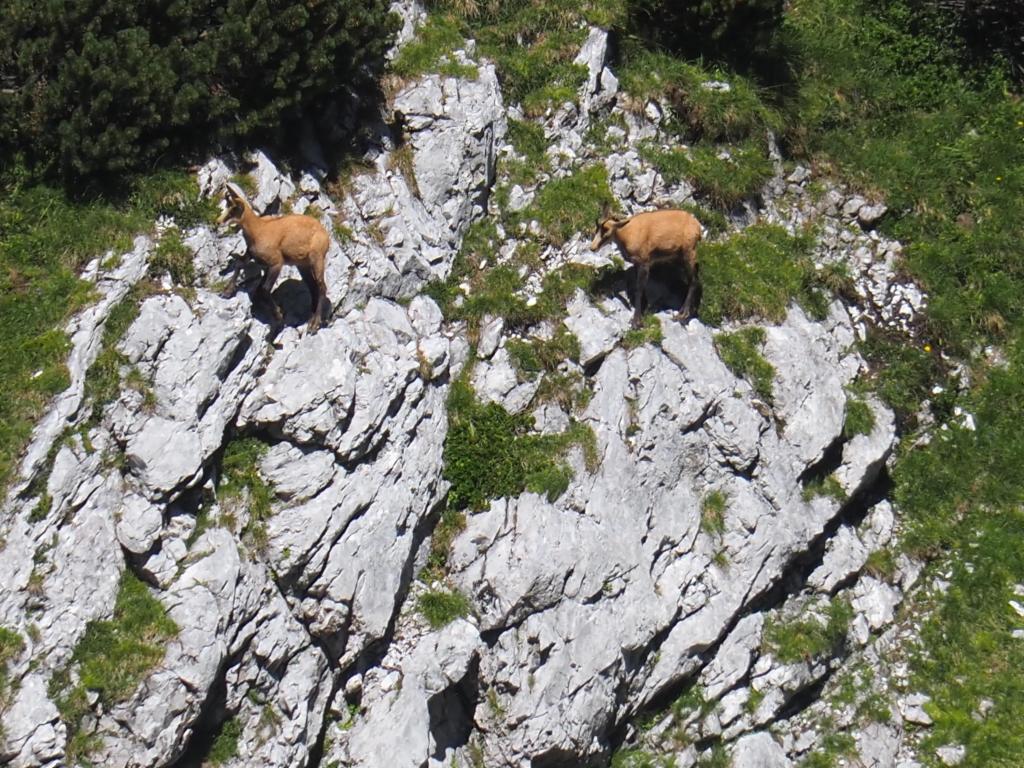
[1,7,938,768]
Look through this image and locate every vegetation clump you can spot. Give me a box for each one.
[842,398,875,438]
[390,13,478,80]
[218,437,274,550]
[149,229,195,286]
[518,164,617,246]
[699,224,824,327]
[206,717,243,765]
[715,327,776,403]
[428,0,626,115]
[802,474,847,503]
[417,588,473,628]
[443,377,596,512]
[50,570,178,760]
[0,0,399,180]
[700,490,729,536]
[763,598,853,663]
[506,326,581,380]
[0,627,24,704]
[621,315,664,350]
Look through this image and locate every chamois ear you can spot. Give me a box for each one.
[224,182,246,204]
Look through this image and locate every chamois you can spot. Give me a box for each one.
[590,208,702,328]
[217,183,331,333]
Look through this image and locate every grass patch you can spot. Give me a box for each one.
[81,281,157,427]
[715,327,775,403]
[207,717,243,765]
[443,375,597,512]
[859,333,943,426]
[763,598,853,663]
[507,119,549,166]
[0,167,212,492]
[684,140,775,208]
[797,731,857,768]
[388,141,421,199]
[417,588,472,628]
[506,326,581,380]
[422,506,468,583]
[426,220,617,335]
[699,224,824,327]
[149,229,195,286]
[390,13,478,79]
[50,570,177,761]
[218,437,273,551]
[0,626,24,704]
[618,49,782,142]
[621,315,664,350]
[700,490,728,536]
[427,0,627,114]
[842,398,875,438]
[802,474,847,503]
[519,164,617,246]
[638,138,775,209]
[610,748,674,768]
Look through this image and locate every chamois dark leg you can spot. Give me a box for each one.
[219,256,246,299]
[298,265,323,334]
[633,263,650,328]
[257,263,284,328]
[679,261,700,322]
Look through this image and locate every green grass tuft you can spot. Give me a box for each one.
[802,474,847,503]
[0,168,210,492]
[390,13,478,80]
[700,490,729,536]
[207,717,243,765]
[699,224,823,327]
[149,230,195,286]
[621,315,664,350]
[82,281,158,427]
[443,376,596,512]
[842,398,876,438]
[507,119,549,166]
[715,327,775,402]
[520,164,617,246]
[417,588,472,628]
[506,326,581,380]
[763,598,853,664]
[218,437,273,550]
[0,626,25,704]
[617,49,782,142]
[51,570,177,761]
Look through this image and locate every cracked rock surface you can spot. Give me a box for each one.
[1,7,924,768]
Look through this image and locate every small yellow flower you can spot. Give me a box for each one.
[997,176,1003,181]
[924,344,932,353]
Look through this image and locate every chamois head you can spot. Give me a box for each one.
[216,183,249,226]
[590,214,627,252]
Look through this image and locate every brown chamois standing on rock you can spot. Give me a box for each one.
[590,208,702,328]
[217,183,330,333]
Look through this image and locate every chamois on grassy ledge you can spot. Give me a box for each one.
[590,208,702,328]
[217,183,331,333]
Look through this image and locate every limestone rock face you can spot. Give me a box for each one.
[1,8,922,768]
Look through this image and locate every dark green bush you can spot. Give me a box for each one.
[927,0,1024,79]
[0,0,399,180]
[626,0,786,72]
